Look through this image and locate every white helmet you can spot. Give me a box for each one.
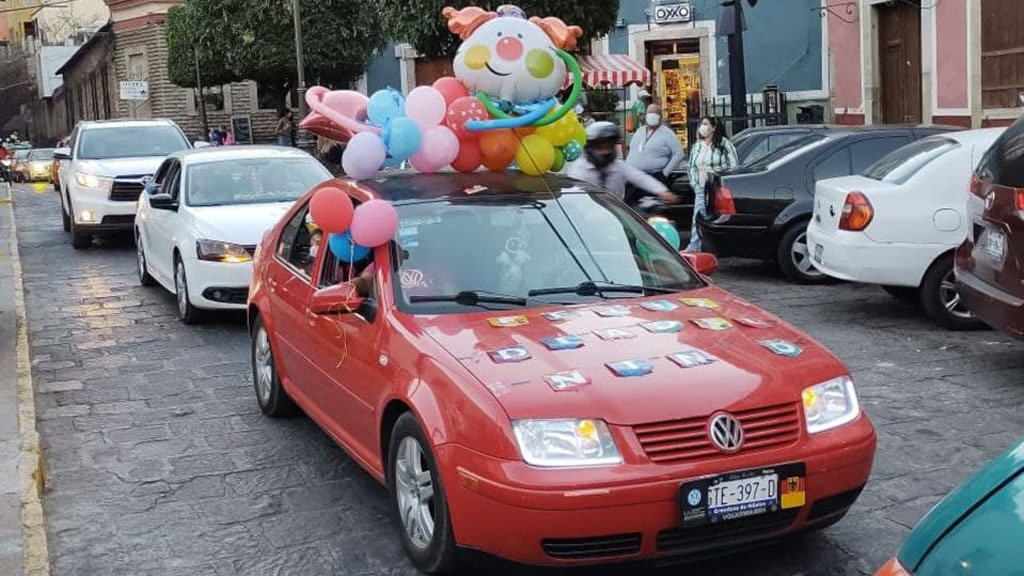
[585,121,620,145]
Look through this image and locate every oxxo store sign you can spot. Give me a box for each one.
[653,2,693,25]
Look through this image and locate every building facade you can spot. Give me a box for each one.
[828,0,1021,128]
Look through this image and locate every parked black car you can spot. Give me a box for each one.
[696,125,959,283]
[630,125,835,244]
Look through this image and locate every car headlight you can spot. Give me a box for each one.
[196,239,252,263]
[512,419,622,467]
[802,376,860,434]
[75,172,112,190]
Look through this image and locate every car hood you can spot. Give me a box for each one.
[898,437,1024,571]
[189,202,295,245]
[418,286,848,425]
[76,157,165,178]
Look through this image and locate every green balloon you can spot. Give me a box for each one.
[649,218,681,250]
[551,147,565,172]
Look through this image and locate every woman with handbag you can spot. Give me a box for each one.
[686,116,737,252]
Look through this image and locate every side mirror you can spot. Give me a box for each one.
[149,193,178,210]
[193,141,212,149]
[53,147,70,159]
[681,251,718,276]
[310,283,364,315]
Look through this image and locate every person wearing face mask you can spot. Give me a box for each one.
[626,104,686,181]
[567,121,678,204]
[687,116,738,252]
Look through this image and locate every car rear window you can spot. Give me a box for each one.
[863,137,960,185]
[977,116,1024,188]
[747,134,829,170]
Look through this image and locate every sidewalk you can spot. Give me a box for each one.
[0,182,49,576]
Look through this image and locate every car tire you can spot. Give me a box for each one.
[68,201,91,249]
[919,254,985,331]
[60,198,70,232]
[174,257,202,325]
[250,315,295,417]
[882,285,919,306]
[136,231,155,286]
[388,413,459,574]
[776,221,830,284]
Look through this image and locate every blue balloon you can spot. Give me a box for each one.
[386,117,422,162]
[329,232,371,263]
[367,88,406,126]
[648,217,681,250]
[563,140,583,162]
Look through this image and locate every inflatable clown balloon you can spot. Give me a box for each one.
[444,4,584,132]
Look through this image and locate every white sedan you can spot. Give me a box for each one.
[135,146,332,323]
[807,128,1004,330]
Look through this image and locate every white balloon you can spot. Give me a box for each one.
[405,86,447,129]
[342,132,386,180]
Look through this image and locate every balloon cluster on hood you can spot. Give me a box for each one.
[299,4,588,180]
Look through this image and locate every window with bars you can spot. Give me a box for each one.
[981,0,1024,109]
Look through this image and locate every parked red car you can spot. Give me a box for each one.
[247,172,876,572]
[956,114,1024,338]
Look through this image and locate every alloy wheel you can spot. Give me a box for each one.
[939,269,972,319]
[790,231,824,278]
[253,327,273,405]
[395,436,435,550]
[176,262,188,318]
[136,240,147,281]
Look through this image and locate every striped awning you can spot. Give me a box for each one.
[577,54,651,88]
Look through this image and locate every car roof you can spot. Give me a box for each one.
[171,145,316,164]
[934,127,1006,146]
[348,171,602,205]
[79,119,180,130]
[734,124,831,136]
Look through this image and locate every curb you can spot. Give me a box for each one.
[4,184,52,576]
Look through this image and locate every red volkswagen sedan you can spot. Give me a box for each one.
[247,172,876,572]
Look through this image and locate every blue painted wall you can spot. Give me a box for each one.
[365,2,822,97]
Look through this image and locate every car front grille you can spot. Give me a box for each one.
[109,175,149,202]
[541,533,642,560]
[656,508,799,554]
[633,403,801,464]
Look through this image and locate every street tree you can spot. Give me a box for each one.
[379,0,620,58]
[166,0,384,111]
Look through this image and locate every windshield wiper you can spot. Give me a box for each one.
[529,281,677,297]
[409,291,528,307]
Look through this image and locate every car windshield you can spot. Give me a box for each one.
[29,149,54,161]
[862,137,960,185]
[747,134,829,170]
[77,125,189,159]
[14,150,30,160]
[392,190,704,313]
[186,157,330,207]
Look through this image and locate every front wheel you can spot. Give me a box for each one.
[174,258,202,324]
[250,315,295,416]
[68,201,91,249]
[388,413,458,574]
[777,222,829,284]
[60,196,70,232]
[136,231,155,286]
[919,254,985,331]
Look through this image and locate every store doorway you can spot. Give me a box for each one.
[877,0,922,124]
[652,52,702,150]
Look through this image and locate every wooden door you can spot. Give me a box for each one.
[878,1,922,123]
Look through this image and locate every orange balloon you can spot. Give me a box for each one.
[482,153,511,172]
[479,129,518,163]
[513,126,535,138]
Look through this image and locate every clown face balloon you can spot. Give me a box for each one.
[444,5,582,104]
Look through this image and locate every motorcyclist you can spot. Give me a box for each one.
[567,121,677,205]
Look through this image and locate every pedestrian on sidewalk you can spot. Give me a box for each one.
[224,129,235,146]
[626,103,685,180]
[276,109,295,147]
[208,127,223,146]
[686,115,737,252]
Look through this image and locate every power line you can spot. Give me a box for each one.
[0,0,75,16]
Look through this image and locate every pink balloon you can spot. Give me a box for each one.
[405,86,447,130]
[350,199,399,248]
[432,76,470,107]
[410,126,460,173]
[342,132,386,180]
[305,86,381,136]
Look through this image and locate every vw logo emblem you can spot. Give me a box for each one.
[687,489,702,506]
[985,192,996,211]
[708,413,744,452]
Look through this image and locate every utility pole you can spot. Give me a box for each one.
[194,49,209,139]
[292,0,311,149]
[720,0,757,133]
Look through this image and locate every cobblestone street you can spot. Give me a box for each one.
[11,183,1024,576]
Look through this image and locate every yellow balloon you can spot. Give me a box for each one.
[572,123,587,146]
[536,110,578,147]
[515,134,555,176]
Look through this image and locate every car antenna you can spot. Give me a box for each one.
[511,132,611,284]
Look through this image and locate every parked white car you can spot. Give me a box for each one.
[807,128,1005,330]
[135,146,332,323]
[56,119,196,249]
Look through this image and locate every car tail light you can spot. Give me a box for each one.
[1017,188,1024,211]
[969,173,986,197]
[714,186,736,215]
[839,192,873,231]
